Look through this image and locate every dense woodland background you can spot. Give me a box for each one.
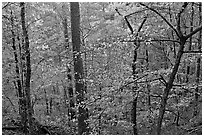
[2,2,202,135]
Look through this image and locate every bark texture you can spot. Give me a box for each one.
[70,2,88,135]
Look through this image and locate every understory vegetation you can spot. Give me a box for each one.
[2,2,202,135]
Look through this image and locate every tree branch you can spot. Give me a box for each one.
[125,16,134,34]
[120,39,180,44]
[2,2,11,9]
[115,8,134,34]
[125,9,149,17]
[119,74,148,90]
[165,109,187,121]
[140,3,179,37]
[185,26,202,39]
[136,78,161,84]
[135,16,147,38]
[115,8,122,16]
[183,50,202,54]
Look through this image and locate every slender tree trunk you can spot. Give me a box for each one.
[157,37,186,134]
[145,48,153,133]
[62,7,75,119]
[44,89,49,115]
[168,4,176,58]
[145,49,151,109]
[156,2,203,134]
[16,32,28,133]
[156,28,202,135]
[132,44,139,135]
[49,97,53,114]
[10,10,25,117]
[20,2,33,134]
[186,3,194,83]
[194,3,202,117]
[62,82,69,116]
[70,2,88,135]
[10,11,28,128]
[130,16,147,135]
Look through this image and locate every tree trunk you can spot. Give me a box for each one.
[62,7,75,119]
[20,2,33,134]
[157,37,186,134]
[168,4,176,58]
[16,32,28,133]
[194,3,202,117]
[145,49,151,109]
[132,44,138,135]
[130,16,147,135]
[156,2,202,134]
[70,2,88,135]
[44,89,49,115]
[10,10,26,118]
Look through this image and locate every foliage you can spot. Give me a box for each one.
[2,2,202,135]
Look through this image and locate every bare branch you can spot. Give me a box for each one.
[135,16,147,38]
[115,8,122,16]
[136,78,161,84]
[125,9,149,17]
[140,3,180,37]
[125,16,134,34]
[2,2,11,9]
[120,39,180,44]
[165,109,187,121]
[119,74,148,90]
[185,26,202,39]
[183,50,202,54]
[115,8,134,34]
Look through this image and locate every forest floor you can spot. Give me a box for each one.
[2,117,75,135]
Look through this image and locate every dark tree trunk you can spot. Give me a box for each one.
[49,97,53,114]
[130,16,147,135]
[16,32,28,133]
[145,49,151,108]
[157,37,186,134]
[156,2,202,134]
[132,47,138,135]
[44,89,49,115]
[20,2,33,134]
[70,2,88,135]
[10,10,26,118]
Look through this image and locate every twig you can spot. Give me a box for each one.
[2,2,11,9]
[183,50,202,54]
[125,9,149,17]
[140,3,179,38]
[165,109,187,121]
[136,78,161,84]
[185,26,202,39]
[120,39,180,44]
[115,8,122,16]
[159,75,167,86]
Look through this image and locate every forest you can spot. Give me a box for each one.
[2,2,202,135]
